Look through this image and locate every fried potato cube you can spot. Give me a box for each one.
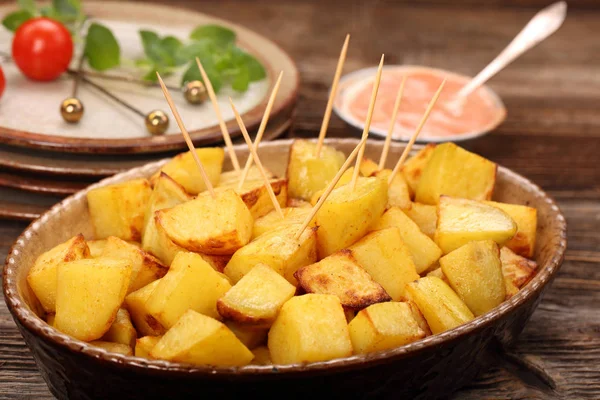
[440,240,506,316]
[435,196,517,254]
[158,189,254,255]
[372,169,412,210]
[401,144,436,194]
[224,224,317,285]
[309,167,355,206]
[402,203,437,239]
[217,264,296,327]
[124,280,165,337]
[372,207,442,273]
[286,139,346,200]
[46,313,55,326]
[87,178,152,241]
[485,201,537,258]
[348,302,427,354]
[252,207,315,240]
[295,250,391,309]
[87,239,107,258]
[55,258,132,341]
[153,148,224,195]
[219,165,270,187]
[500,247,538,298]
[359,157,380,177]
[217,178,288,219]
[415,142,496,205]
[146,252,231,329]
[316,176,388,258]
[27,234,90,313]
[268,294,352,364]
[143,172,191,233]
[141,216,187,266]
[348,228,419,301]
[90,341,133,356]
[251,346,272,365]
[135,336,162,359]
[287,198,312,208]
[426,268,449,284]
[225,322,268,350]
[100,236,167,293]
[406,277,474,335]
[101,308,137,349]
[407,300,432,336]
[151,310,253,366]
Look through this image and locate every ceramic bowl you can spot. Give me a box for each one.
[3,139,566,400]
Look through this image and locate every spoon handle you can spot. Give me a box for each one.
[457,1,567,99]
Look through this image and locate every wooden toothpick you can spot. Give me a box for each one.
[388,79,446,185]
[238,71,284,190]
[195,57,241,172]
[157,72,215,198]
[314,34,350,158]
[229,98,284,219]
[295,135,368,240]
[378,75,407,170]
[350,54,385,191]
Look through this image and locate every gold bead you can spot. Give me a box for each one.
[60,97,84,123]
[145,110,169,135]
[183,80,208,104]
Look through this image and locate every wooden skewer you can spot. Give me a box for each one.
[196,57,241,172]
[295,135,368,240]
[388,79,446,186]
[350,54,385,191]
[157,72,216,198]
[314,34,350,158]
[238,71,284,190]
[378,75,407,170]
[229,98,284,220]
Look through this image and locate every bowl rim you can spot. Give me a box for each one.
[3,138,567,377]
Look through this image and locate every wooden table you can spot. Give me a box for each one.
[2,1,599,398]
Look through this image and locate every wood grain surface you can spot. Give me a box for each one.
[1,1,600,399]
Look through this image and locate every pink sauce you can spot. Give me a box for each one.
[337,67,505,140]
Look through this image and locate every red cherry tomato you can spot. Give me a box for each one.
[12,17,73,81]
[0,65,5,98]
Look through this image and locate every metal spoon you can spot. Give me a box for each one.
[447,1,567,115]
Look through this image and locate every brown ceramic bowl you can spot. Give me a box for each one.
[3,139,566,400]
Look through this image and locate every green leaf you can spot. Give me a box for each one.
[52,0,81,17]
[2,10,33,32]
[85,22,120,71]
[190,24,236,45]
[181,59,223,93]
[139,30,178,67]
[161,35,186,66]
[242,52,266,82]
[231,64,249,92]
[17,0,36,14]
[176,40,215,62]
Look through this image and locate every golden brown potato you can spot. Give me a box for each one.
[217,264,296,327]
[135,336,162,359]
[309,168,355,206]
[141,216,187,267]
[146,252,231,329]
[101,308,137,349]
[348,227,419,301]
[426,267,449,284]
[216,178,288,220]
[401,144,436,195]
[372,169,412,210]
[359,158,380,177]
[295,250,391,310]
[348,302,427,354]
[158,189,254,255]
[287,198,312,208]
[415,142,496,205]
[225,322,268,350]
[286,139,346,201]
[440,240,506,316]
[143,172,191,233]
[55,258,132,341]
[27,234,90,313]
[87,178,152,241]
[90,341,133,356]
[405,276,474,335]
[123,280,165,337]
[407,300,432,336]
[153,148,224,195]
[485,201,537,258]
[435,196,517,254]
[87,239,107,258]
[371,207,442,273]
[500,247,538,298]
[252,207,315,240]
[268,294,352,364]
[150,310,254,366]
[219,165,269,187]
[46,313,55,327]
[402,203,437,239]
[100,236,167,293]
[224,224,317,285]
[251,346,272,365]
[316,176,388,258]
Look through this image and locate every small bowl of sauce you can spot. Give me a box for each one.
[333,65,506,142]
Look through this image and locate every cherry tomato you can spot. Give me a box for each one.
[0,65,5,98]
[12,17,73,81]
